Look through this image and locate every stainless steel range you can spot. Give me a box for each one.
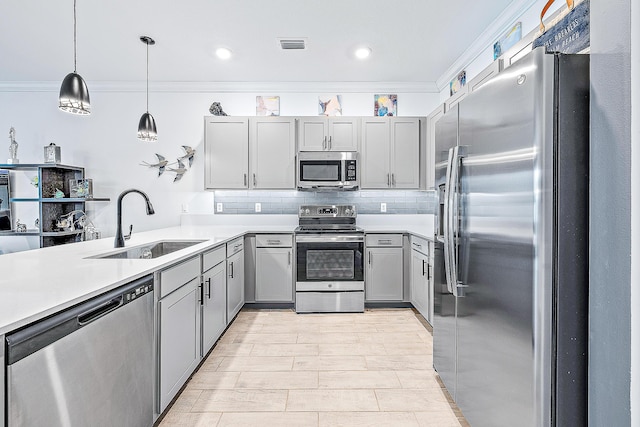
[295,204,364,313]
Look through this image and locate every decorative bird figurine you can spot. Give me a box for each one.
[177,145,196,167]
[140,154,169,176]
[167,159,187,182]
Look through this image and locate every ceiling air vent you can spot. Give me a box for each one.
[278,38,307,50]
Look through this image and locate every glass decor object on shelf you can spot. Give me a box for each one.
[69,179,93,198]
[59,0,91,115]
[7,127,19,164]
[137,36,157,141]
[44,143,61,164]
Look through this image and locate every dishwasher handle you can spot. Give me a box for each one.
[77,297,123,326]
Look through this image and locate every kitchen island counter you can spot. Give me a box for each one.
[0,225,291,335]
[0,218,435,335]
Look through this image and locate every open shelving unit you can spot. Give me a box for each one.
[0,164,109,248]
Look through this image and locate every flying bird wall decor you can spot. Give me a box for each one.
[140,146,195,182]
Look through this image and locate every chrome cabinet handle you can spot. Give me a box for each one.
[387,173,390,187]
[392,173,396,186]
[422,259,426,276]
[368,251,372,266]
[205,277,211,298]
[378,239,392,245]
[328,135,332,150]
[198,283,203,304]
[323,136,327,150]
[229,261,234,278]
[288,251,291,266]
[253,173,257,187]
[243,173,247,186]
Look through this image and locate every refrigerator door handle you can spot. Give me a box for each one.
[443,147,456,295]
[445,145,466,297]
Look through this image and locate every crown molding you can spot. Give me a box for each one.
[435,0,538,91]
[0,80,439,94]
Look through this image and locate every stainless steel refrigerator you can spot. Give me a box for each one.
[433,47,589,427]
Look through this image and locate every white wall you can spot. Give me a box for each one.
[0,87,438,249]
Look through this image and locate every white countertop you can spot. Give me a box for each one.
[0,220,435,335]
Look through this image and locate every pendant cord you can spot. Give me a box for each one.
[73,0,77,73]
[146,42,149,112]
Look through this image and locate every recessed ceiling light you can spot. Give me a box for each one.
[355,47,372,59]
[216,47,232,60]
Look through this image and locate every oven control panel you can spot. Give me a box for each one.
[298,204,357,218]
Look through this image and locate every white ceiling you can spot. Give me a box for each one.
[0,0,518,90]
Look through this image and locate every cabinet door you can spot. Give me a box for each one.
[365,247,403,301]
[426,105,445,190]
[328,117,358,151]
[411,250,429,318]
[391,118,420,189]
[205,117,249,189]
[298,118,327,151]
[361,118,391,189]
[250,118,296,189]
[227,251,245,320]
[255,247,293,302]
[202,262,227,356]
[159,277,201,412]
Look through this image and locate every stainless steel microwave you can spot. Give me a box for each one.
[297,151,359,190]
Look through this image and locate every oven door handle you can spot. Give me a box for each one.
[295,235,364,243]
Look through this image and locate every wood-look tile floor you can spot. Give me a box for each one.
[159,309,469,427]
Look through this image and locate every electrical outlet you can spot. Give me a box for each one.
[380,202,387,213]
[181,203,189,213]
[255,202,262,212]
[216,203,223,212]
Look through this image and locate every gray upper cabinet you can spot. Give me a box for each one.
[204,117,249,189]
[205,117,296,189]
[298,117,358,151]
[250,117,296,189]
[426,105,445,190]
[361,117,420,189]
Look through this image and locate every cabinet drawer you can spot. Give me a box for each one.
[366,234,403,247]
[202,245,226,272]
[410,235,429,255]
[226,237,244,257]
[256,234,292,247]
[158,256,200,299]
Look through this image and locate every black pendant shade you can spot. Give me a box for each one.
[138,35,157,141]
[59,72,91,115]
[137,112,158,142]
[59,0,90,115]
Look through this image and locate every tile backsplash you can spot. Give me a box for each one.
[213,190,436,215]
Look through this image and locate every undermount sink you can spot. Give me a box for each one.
[89,240,206,260]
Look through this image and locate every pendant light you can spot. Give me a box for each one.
[137,36,157,141]
[59,0,91,115]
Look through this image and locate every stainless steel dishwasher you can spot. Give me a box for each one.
[5,275,154,427]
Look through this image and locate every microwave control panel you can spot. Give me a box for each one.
[346,160,357,181]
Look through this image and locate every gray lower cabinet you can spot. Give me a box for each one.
[227,238,245,320]
[410,236,433,324]
[157,256,201,414]
[201,249,227,356]
[255,234,293,302]
[365,234,404,301]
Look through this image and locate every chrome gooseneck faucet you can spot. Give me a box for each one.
[115,189,155,248]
